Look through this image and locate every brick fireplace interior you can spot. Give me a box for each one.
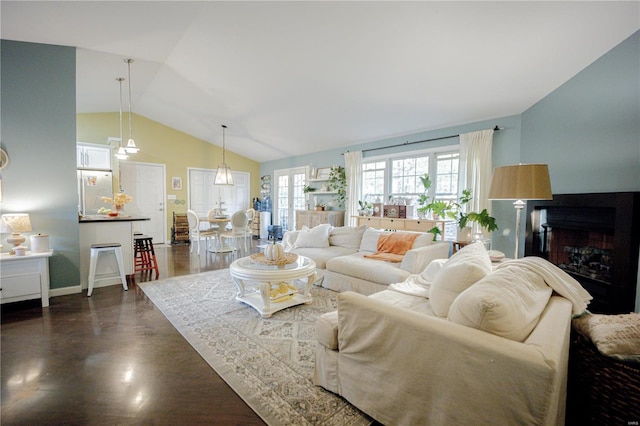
[526,192,640,314]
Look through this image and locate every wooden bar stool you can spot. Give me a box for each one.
[134,235,159,279]
[88,243,128,296]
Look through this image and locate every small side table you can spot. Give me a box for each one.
[0,250,53,307]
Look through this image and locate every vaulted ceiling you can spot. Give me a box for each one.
[2,1,638,162]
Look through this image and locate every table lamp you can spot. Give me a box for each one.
[1,213,32,254]
[488,164,552,259]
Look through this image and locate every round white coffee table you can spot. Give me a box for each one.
[229,255,316,318]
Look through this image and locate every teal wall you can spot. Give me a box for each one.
[521,30,640,193]
[1,40,80,290]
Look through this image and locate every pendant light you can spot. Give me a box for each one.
[214,124,234,185]
[114,77,129,160]
[124,58,139,154]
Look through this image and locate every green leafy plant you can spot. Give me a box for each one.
[416,173,433,217]
[303,185,316,193]
[328,166,346,208]
[440,189,499,232]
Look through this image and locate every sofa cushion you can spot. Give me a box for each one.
[411,233,434,249]
[290,246,356,269]
[359,228,385,253]
[293,224,332,248]
[329,225,366,249]
[326,252,411,285]
[429,241,492,317]
[448,265,553,341]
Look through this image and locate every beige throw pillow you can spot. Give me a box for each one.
[329,225,367,249]
[292,224,332,248]
[429,241,492,317]
[448,266,552,342]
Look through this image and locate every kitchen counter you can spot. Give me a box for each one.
[79,215,150,223]
[79,216,150,293]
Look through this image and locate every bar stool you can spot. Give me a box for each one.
[134,235,159,278]
[88,243,128,296]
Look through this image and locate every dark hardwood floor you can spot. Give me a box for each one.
[1,240,268,425]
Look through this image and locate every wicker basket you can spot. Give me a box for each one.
[567,329,640,425]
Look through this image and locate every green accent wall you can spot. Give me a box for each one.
[1,40,80,290]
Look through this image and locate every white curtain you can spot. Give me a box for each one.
[344,151,362,226]
[458,129,494,227]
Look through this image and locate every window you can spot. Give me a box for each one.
[361,149,459,206]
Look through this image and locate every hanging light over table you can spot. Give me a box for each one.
[114,77,129,160]
[214,124,234,185]
[124,58,139,154]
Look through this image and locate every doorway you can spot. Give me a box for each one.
[274,167,306,231]
[120,162,167,243]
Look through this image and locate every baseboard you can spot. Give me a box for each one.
[49,285,82,298]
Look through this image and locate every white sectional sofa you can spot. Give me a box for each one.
[313,242,593,426]
[282,224,451,295]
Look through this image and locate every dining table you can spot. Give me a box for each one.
[199,215,234,253]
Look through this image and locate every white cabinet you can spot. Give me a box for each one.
[0,251,53,307]
[77,142,111,170]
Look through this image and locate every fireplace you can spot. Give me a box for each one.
[526,192,640,314]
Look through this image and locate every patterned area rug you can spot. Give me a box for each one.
[138,269,372,426]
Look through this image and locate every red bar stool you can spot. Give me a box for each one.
[134,235,159,279]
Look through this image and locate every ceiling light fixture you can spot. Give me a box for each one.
[124,58,139,154]
[115,77,129,160]
[214,125,234,185]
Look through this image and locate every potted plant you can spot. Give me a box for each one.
[358,200,373,216]
[442,189,498,241]
[315,202,326,211]
[303,185,316,194]
[416,173,432,219]
[328,166,346,209]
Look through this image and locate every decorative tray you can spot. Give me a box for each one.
[250,252,298,266]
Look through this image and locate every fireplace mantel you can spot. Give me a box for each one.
[525,192,640,314]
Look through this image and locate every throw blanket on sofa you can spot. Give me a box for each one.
[495,257,593,315]
[364,232,419,263]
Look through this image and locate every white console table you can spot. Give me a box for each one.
[0,250,53,307]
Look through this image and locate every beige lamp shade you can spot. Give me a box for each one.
[1,213,32,233]
[488,164,552,200]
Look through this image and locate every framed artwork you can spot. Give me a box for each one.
[172,177,183,190]
[315,167,332,180]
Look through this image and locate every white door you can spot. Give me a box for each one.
[120,162,167,243]
[188,168,250,217]
[274,167,306,231]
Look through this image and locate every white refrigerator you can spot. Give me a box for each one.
[78,170,113,215]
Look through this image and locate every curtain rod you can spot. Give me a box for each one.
[343,125,503,155]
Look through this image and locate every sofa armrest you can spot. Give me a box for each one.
[400,241,450,273]
[336,291,568,426]
[281,230,300,251]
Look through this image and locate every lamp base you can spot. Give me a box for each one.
[7,233,26,254]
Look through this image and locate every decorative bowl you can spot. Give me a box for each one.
[108,212,119,217]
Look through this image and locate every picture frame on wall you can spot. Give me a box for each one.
[172,177,182,190]
[315,167,332,180]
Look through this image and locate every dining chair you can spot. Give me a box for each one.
[220,210,250,255]
[186,209,217,256]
